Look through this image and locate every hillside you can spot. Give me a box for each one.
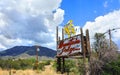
[0,46,56,58]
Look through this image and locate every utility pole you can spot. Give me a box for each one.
[102,28,120,49]
[108,29,112,49]
[108,28,120,49]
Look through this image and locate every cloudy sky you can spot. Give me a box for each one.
[0,0,120,51]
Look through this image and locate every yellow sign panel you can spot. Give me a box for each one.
[64,20,76,37]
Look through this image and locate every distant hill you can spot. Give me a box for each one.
[0,46,56,58]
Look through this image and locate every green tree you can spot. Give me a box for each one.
[93,33,106,53]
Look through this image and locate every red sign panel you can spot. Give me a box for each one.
[57,35,81,56]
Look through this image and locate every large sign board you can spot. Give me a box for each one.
[57,34,81,56]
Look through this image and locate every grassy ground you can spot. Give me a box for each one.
[0,69,63,75]
[0,64,64,75]
[0,60,80,75]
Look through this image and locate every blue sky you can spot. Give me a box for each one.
[60,0,120,49]
[0,0,120,50]
[61,0,120,26]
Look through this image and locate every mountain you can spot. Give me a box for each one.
[0,46,56,58]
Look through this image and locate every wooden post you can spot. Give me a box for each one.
[86,29,91,61]
[57,57,61,72]
[62,28,64,40]
[86,29,91,75]
[61,28,65,73]
[56,26,61,72]
[62,57,65,73]
[80,28,86,75]
[56,26,58,52]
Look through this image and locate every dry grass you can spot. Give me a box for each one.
[0,69,63,75]
[0,68,9,75]
[0,65,64,75]
[40,64,63,75]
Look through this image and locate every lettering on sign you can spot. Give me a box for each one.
[57,35,81,56]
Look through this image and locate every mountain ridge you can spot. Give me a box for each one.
[0,46,56,58]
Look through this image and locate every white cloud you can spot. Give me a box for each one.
[83,10,120,47]
[54,8,64,25]
[0,43,6,50]
[0,0,64,51]
[0,35,35,48]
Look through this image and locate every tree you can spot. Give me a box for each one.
[90,33,118,75]
[93,33,106,53]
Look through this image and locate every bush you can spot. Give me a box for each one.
[102,55,120,75]
[52,59,82,75]
[0,58,36,70]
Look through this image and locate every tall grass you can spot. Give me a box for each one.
[0,67,63,75]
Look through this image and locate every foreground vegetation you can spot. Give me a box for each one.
[0,55,120,75]
[0,58,51,70]
[101,55,120,75]
[0,58,84,75]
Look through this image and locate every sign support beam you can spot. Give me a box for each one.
[81,28,86,75]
